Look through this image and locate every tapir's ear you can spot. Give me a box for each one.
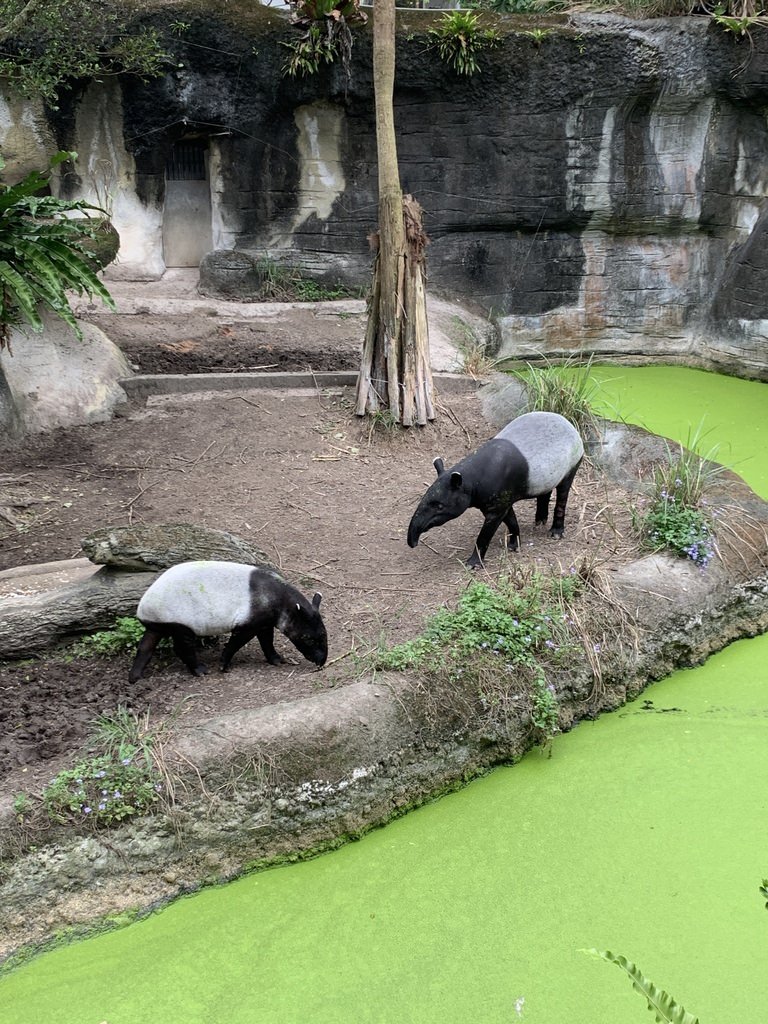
[432,457,444,476]
[450,471,463,489]
[312,592,322,609]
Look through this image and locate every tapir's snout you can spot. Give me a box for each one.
[407,518,422,548]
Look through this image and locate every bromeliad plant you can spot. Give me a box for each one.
[0,150,115,351]
[428,11,501,76]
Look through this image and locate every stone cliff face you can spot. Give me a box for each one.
[2,6,767,377]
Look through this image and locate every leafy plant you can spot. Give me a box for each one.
[42,746,161,828]
[524,27,552,47]
[374,570,583,740]
[583,949,700,1023]
[711,9,758,35]
[0,0,168,105]
[70,617,147,658]
[637,430,724,569]
[0,151,116,350]
[513,355,603,444]
[428,11,501,77]
[282,0,366,78]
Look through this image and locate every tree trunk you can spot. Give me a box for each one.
[355,0,434,426]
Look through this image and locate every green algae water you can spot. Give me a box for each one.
[2,366,767,1024]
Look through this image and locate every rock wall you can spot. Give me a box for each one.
[2,8,768,377]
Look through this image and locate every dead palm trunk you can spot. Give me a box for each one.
[355,0,434,426]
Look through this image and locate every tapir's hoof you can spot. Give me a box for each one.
[193,665,209,676]
[549,528,564,540]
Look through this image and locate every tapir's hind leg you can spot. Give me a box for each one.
[128,625,165,682]
[550,461,582,539]
[535,491,552,526]
[220,624,259,672]
[170,625,208,676]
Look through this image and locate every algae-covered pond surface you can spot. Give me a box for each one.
[2,366,767,1024]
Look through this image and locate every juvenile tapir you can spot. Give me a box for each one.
[128,560,327,682]
[407,410,584,567]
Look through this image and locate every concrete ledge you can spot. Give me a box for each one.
[120,370,480,400]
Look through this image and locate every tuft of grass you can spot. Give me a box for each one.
[254,256,359,302]
[513,355,603,443]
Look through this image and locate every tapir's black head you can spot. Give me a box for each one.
[285,592,328,667]
[407,457,472,548]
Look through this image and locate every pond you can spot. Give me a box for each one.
[2,365,766,1024]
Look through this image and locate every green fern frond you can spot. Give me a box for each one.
[0,261,44,331]
[44,239,116,307]
[582,949,700,1024]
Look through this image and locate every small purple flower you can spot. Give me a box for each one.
[121,757,132,765]
[114,790,122,799]
[83,806,92,814]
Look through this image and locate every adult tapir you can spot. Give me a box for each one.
[407,410,584,567]
[128,560,327,681]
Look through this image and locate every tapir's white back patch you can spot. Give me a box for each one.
[137,560,255,636]
[495,411,584,495]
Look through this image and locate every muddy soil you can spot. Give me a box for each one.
[87,308,366,375]
[0,352,638,802]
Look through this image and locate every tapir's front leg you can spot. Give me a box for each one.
[503,507,521,552]
[255,625,285,665]
[468,513,505,568]
[220,624,259,672]
[129,626,164,682]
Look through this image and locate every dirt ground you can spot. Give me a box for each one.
[0,311,638,801]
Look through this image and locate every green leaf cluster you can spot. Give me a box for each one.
[376,571,580,677]
[70,617,147,658]
[0,151,116,348]
[41,749,161,828]
[428,11,501,77]
[638,431,722,569]
[0,0,168,105]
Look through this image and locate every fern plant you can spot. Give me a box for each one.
[0,150,115,350]
[584,949,700,1024]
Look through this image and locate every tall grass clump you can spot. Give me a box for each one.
[374,568,584,740]
[513,356,603,443]
[636,429,724,569]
